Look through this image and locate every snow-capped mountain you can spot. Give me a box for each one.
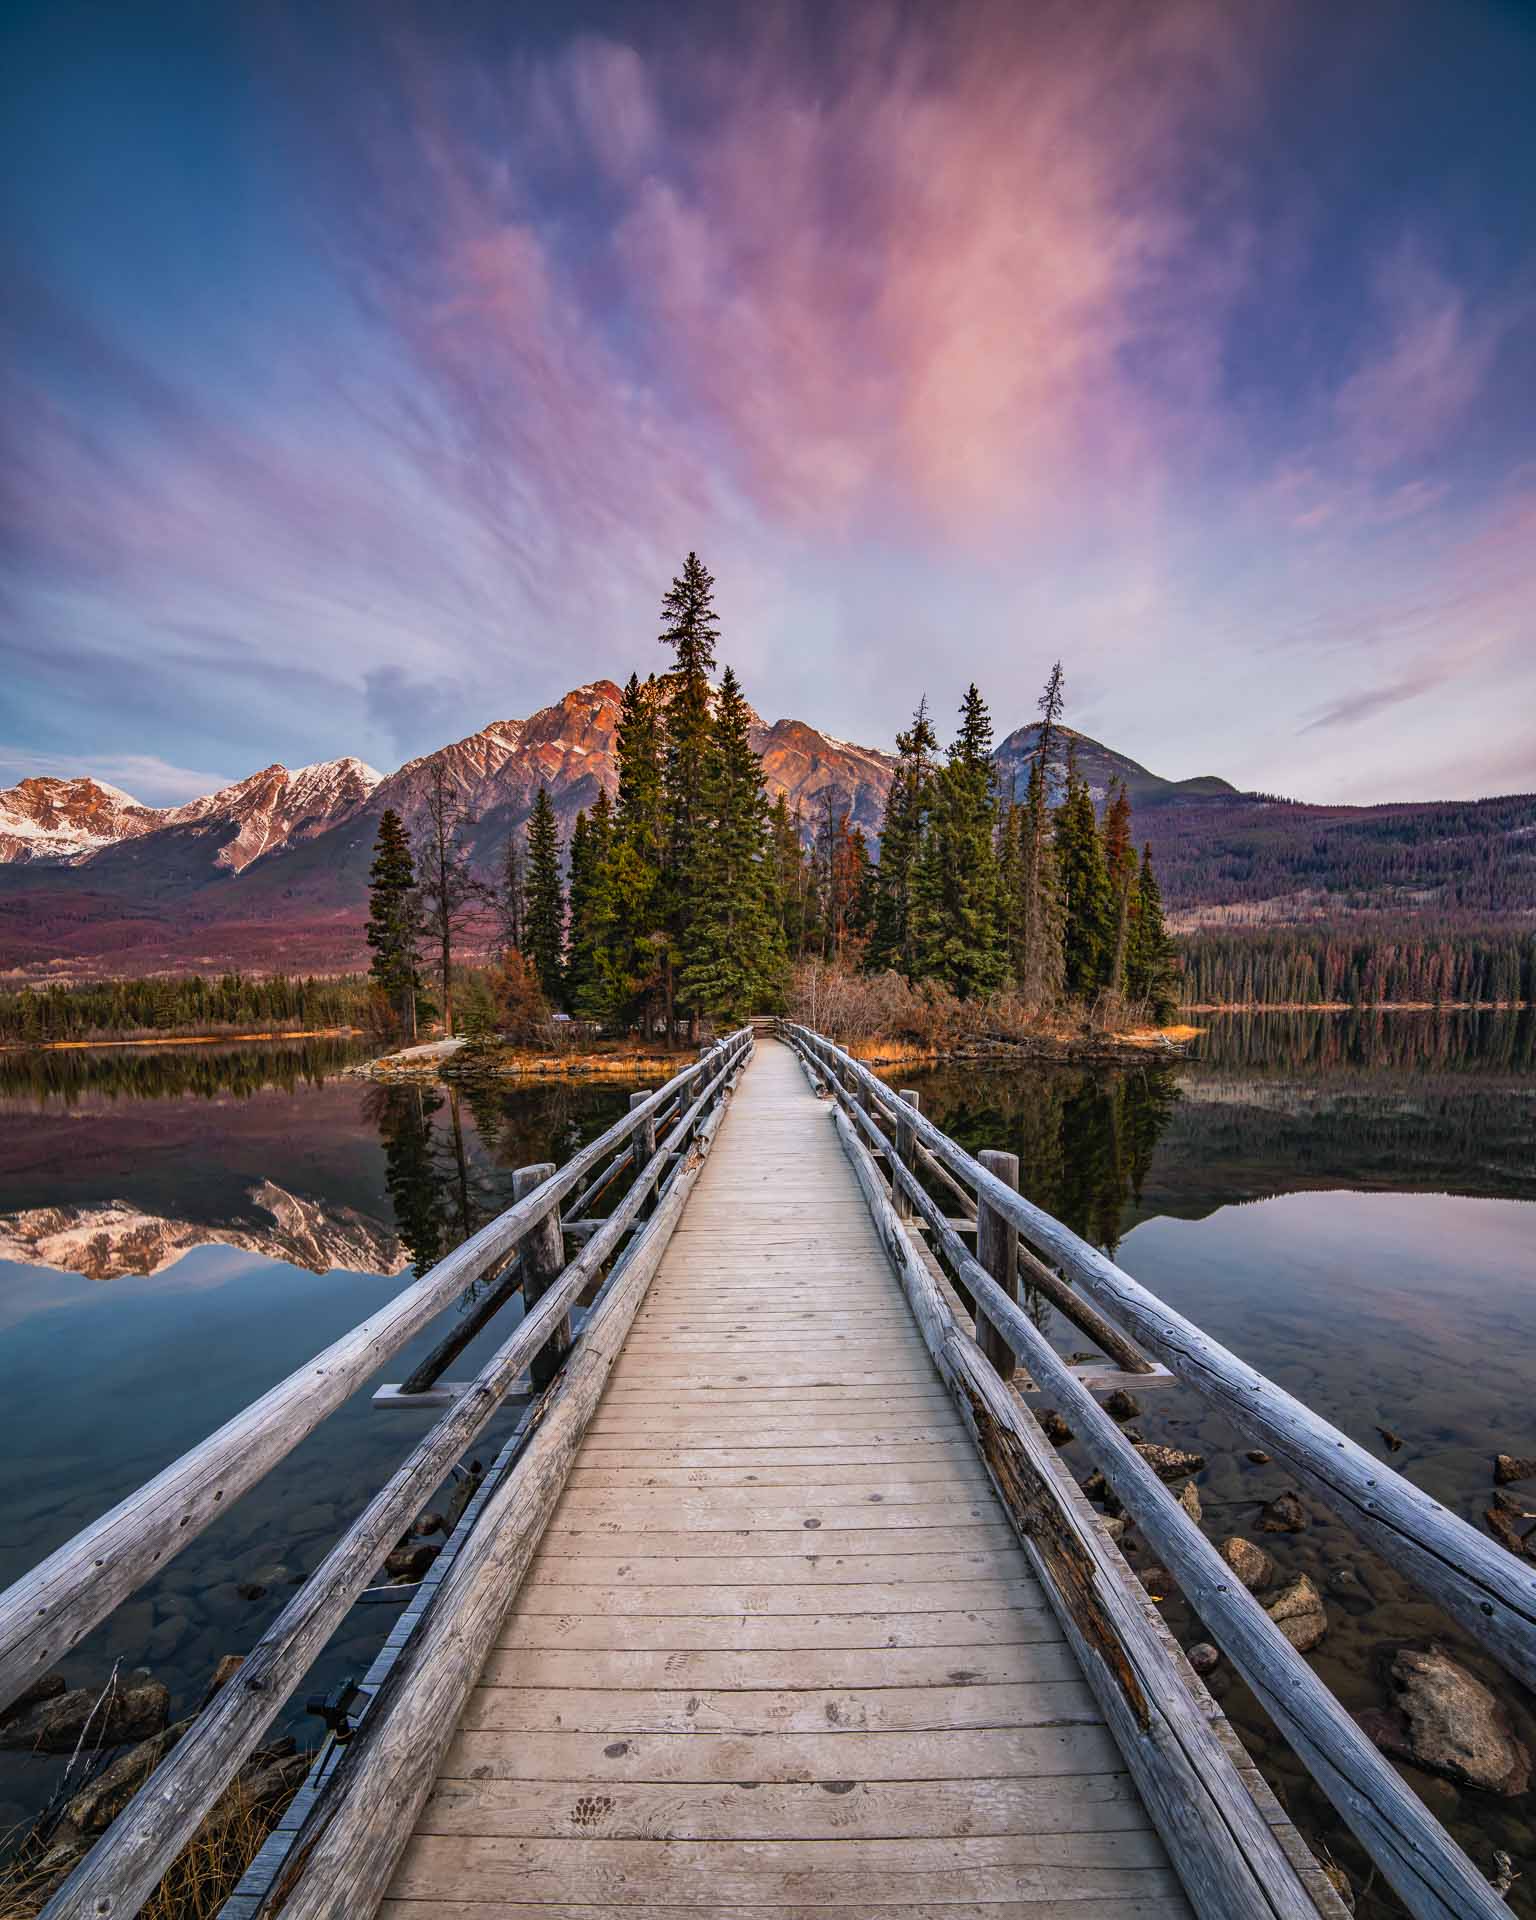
[0,776,162,865]
[161,757,383,874]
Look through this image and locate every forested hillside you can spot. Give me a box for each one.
[1178,924,1536,1007]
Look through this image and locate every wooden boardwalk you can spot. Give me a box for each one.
[382,1038,1192,1916]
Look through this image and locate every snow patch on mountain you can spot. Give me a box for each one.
[0,776,164,865]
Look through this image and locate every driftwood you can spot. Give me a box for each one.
[37,1038,752,1920]
[833,1089,1507,1920]
[250,1070,744,1918]
[0,1047,738,1718]
[785,1023,1536,1695]
[828,1103,1319,1920]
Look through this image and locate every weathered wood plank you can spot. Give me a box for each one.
[386,1831,1180,1904]
[475,1642,1082,1691]
[413,1769,1146,1839]
[440,1721,1130,1784]
[493,1607,1062,1652]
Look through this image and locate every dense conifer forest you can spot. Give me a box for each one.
[358,554,1181,1044]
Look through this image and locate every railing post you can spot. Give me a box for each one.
[629,1090,657,1211]
[893,1090,921,1218]
[975,1148,1020,1379]
[514,1163,568,1391]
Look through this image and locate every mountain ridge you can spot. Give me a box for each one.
[1,681,1531,979]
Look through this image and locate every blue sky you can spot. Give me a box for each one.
[2,0,1533,804]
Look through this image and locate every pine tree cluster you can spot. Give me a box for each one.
[361,561,1179,1046]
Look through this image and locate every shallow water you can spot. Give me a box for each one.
[892,1011,1536,1917]
[0,1018,1531,1914]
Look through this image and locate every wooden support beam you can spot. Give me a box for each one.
[974,1148,1019,1379]
[515,1163,568,1393]
[892,1089,919,1221]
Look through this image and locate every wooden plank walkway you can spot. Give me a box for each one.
[382,1037,1192,1917]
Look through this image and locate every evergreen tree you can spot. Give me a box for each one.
[523,786,565,1004]
[1054,743,1113,1001]
[588,673,668,1029]
[415,765,484,1037]
[365,808,421,1040]
[679,665,786,1020]
[658,551,720,1038]
[498,831,525,957]
[1127,844,1178,1021]
[768,792,811,959]
[564,788,612,1014]
[1101,780,1137,997]
[912,685,1004,998]
[868,697,939,979]
[1006,664,1067,1008]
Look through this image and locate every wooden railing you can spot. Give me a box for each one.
[5,1027,753,1920]
[781,1022,1520,1920]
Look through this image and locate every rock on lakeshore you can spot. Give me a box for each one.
[1358,1645,1531,1795]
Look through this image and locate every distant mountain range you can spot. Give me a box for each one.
[1,678,1531,977]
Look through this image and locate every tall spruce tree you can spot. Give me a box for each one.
[1127,844,1178,1022]
[658,552,720,1039]
[523,786,565,1004]
[365,808,421,1040]
[1054,743,1113,1001]
[1007,664,1067,1008]
[498,831,525,957]
[768,792,811,959]
[868,697,939,979]
[679,665,785,1020]
[912,685,1004,998]
[589,673,667,1029]
[1101,780,1137,998]
[564,788,612,1014]
[415,764,484,1037]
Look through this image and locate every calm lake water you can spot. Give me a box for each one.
[0,1015,1532,1915]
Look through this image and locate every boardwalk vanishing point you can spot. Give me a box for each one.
[4,1027,1530,1920]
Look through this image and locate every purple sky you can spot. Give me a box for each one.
[3,0,1534,805]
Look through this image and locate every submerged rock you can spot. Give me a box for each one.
[1219,1535,1275,1591]
[1493,1453,1536,1486]
[1037,1408,1073,1445]
[385,1543,438,1581]
[0,1671,66,1724]
[1245,1449,1271,1465]
[1187,1642,1220,1676]
[1104,1389,1141,1420]
[1176,1481,1203,1526]
[1358,1645,1531,1796]
[65,1721,188,1833]
[1136,1443,1204,1482]
[1265,1575,1328,1652]
[0,1678,169,1754]
[1258,1490,1307,1533]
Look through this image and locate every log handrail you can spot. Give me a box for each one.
[782,1022,1536,1693]
[0,1036,748,1717]
[40,1029,752,1920]
[247,1041,753,1917]
[781,1022,1519,1920]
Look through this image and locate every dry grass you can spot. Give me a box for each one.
[785,962,1166,1057]
[0,1769,302,1920]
